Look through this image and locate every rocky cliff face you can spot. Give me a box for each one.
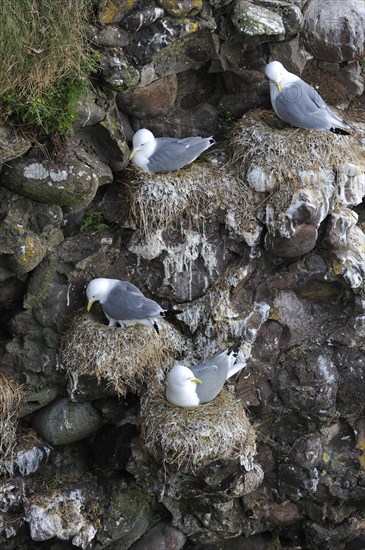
[0,1,364,549]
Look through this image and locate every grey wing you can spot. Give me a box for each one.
[102,283,162,320]
[192,359,229,404]
[147,137,213,173]
[274,80,337,131]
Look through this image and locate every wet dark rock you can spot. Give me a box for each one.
[274,348,339,422]
[93,423,138,470]
[120,7,165,32]
[33,398,103,445]
[95,480,156,548]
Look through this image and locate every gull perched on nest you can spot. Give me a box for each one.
[129,128,215,173]
[265,60,351,134]
[86,278,182,334]
[166,340,245,407]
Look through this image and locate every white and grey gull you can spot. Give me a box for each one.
[166,340,245,407]
[265,60,351,134]
[129,128,215,173]
[86,277,182,334]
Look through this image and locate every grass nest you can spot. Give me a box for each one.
[140,385,256,472]
[0,373,24,460]
[124,154,255,239]
[59,313,182,397]
[229,109,365,213]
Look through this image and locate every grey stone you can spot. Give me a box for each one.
[1,155,109,208]
[100,49,140,92]
[120,7,165,32]
[130,522,186,550]
[73,88,106,129]
[231,1,286,42]
[258,0,303,36]
[33,398,103,445]
[157,0,203,18]
[0,125,31,164]
[303,0,365,62]
[117,73,178,118]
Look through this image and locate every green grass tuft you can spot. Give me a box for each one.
[0,0,98,134]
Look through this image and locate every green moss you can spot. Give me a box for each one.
[80,209,108,232]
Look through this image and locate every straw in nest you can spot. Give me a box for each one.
[0,373,24,460]
[140,386,256,472]
[60,313,183,396]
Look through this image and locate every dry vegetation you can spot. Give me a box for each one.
[229,109,365,213]
[140,386,256,472]
[125,155,255,239]
[0,374,24,460]
[0,0,95,132]
[60,313,185,396]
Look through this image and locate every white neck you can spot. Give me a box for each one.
[166,384,200,407]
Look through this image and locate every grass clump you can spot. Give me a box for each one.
[0,373,24,460]
[0,0,97,134]
[80,209,108,232]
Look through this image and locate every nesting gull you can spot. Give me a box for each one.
[166,341,244,407]
[86,278,181,334]
[265,61,351,134]
[129,128,215,173]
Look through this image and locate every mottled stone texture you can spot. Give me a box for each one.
[0,1,364,549]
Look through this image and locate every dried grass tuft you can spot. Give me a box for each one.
[60,313,182,396]
[0,374,24,460]
[140,385,256,472]
[229,109,365,213]
[125,155,255,238]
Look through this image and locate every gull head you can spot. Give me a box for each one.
[265,60,286,92]
[167,364,202,389]
[130,128,155,160]
[86,278,116,311]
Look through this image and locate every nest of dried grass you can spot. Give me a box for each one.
[0,373,24,460]
[60,313,182,396]
[140,386,256,472]
[124,154,255,238]
[229,109,365,213]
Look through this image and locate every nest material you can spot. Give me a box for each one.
[140,386,256,472]
[229,109,365,213]
[125,155,254,238]
[0,373,24,460]
[60,313,180,396]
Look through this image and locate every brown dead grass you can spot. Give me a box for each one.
[140,385,257,472]
[0,373,24,460]
[60,313,185,396]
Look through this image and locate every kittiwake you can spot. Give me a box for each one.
[86,278,182,334]
[166,340,245,407]
[265,61,351,134]
[129,128,215,173]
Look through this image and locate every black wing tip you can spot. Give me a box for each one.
[226,339,243,357]
[153,321,160,334]
[330,127,351,135]
[160,309,183,318]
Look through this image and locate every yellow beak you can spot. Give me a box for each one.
[193,377,202,384]
[129,147,140,160]
[276,82,282,93]
[87,300,94,312]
